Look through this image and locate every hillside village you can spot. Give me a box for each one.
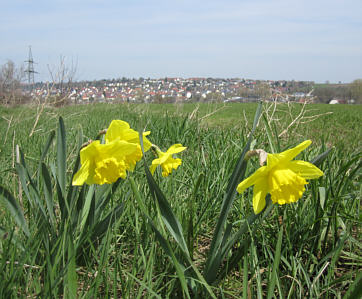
[1,57,359,106]
[30,77,319,104]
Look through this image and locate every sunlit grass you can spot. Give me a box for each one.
[0,102,361,297]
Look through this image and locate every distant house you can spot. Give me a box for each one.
[293,92,306,98]
[329,99,339,104]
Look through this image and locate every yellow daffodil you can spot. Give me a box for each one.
[105,120,152,171]
[150,144,187,177]
[105,120,152,151]
[72,140,139,185]
[237,140,324,214]
[72,120,152,185]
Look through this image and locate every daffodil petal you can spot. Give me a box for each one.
[236,166,268,194]
[79,141,100,163]
[161,157,181,177]
[73,141,100,185]
[156,151,170,164]
[273,140,312,163]
[266,153,282,168]
[167,144,187,154]
[151,157,162,165]
[140,132,152,152]
[105,120,152,151]
[253,178,268,214]
[166,157,182,174]
[105,120,130,143]
[288,160,324,179]
[98,140,138,160]
[72,160,93,185]
[150,164,158,175]
[124,132,152,152]
[237,140,323,210]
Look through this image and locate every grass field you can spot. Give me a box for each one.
[0,102,361,298]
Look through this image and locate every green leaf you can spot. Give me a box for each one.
[262,113,276,154]
[41,163,56,229]
[0,227,25,252]
[311,147,332,167]
[204,101,263,283]
[139,133,190,257]
[319,187,326,210]
[54,165,69,221]
[216,198,274,283]
[57,116,67,196]
[0,185,29,236]
[15,162,48,222]
[129,177,191,299]
[37,130,55,184]
[326,234,348,287]
[267,225,283,299]
[187,172,204,257]
[343,270,362,299]
[242,254,249,299]
[15,163,33,207]
[79,185,95,235]
[89,203,124,243]
[131,176,217,299]
[66,128,83,218]
[94,179,122,217]
[66,154,80,214]
[66,235,77,298]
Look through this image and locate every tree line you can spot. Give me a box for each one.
[313,81,362,104]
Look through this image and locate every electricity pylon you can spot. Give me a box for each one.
[24,46,38,86]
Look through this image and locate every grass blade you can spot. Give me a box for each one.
[15,163,48,221]
[267,225,283,299]
[204,101,263,283]
[129,177,191,299]
[90,203,124,243]
[0,185,29,236]
[37,130,55,183]
[41,163,56,228]
[66,235,77,298]
[79,185,95,235]
[311,148,332,166]
[57,116,66,195]
[242,254,249,299]
[343,270,362,299]
[262,113,276,154]
[139,132,190,257]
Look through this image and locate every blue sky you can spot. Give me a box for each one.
[1,0,361,83]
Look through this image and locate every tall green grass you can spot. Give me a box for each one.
[0,102,361,297]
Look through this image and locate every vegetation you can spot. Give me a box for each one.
[0,102,361,298]
[2,59,362,105]
[0,60,30,105]
[313,81,362,104]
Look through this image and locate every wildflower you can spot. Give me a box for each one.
[72,120,152,185]
[150,144,187,177]
[237,140,324,214]
[72,140,139,185]
[105,120,152,171]
[105,120,152,152]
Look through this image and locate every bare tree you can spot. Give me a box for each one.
[47,55,78,106]
[350,79,362,104]
[254,82,272,100]
[0,60,28,105]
